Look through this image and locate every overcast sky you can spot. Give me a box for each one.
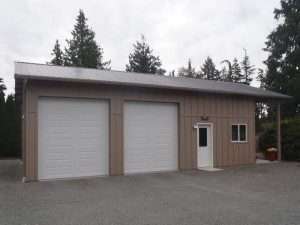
[0,0,280,94]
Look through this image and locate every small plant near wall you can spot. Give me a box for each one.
[266,147,278,161]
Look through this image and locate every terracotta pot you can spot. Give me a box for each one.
[266,151,278,161]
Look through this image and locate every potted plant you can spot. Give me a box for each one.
[265,147,278,161]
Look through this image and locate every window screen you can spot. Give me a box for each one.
[199,128,207,147]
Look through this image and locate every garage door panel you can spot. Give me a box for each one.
[124,102,178,174]
[38,97,109,180]
[43,159,74,179]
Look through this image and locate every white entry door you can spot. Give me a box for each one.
[38,97,109,180]
[124,101,178,174]
[197,124,213,168]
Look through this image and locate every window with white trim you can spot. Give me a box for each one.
[231,124,247,142]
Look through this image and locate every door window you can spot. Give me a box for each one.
[199,127,207,147]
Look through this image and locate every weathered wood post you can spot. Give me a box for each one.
[277,103,281,161]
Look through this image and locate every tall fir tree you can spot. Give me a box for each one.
[241,49,255,85]
[168,70,175,77]
[126,35,165,75]
[231,58,243,83]
[200,57,220,80]
[257,68,266,89]
[263,0,300,117]
[3,94,20,157]
[221,59,233,81]
[178,59,196,78]
[64,9,110,69]
[0,78,6,157]
[50,40,64,65]
[256,69,268,125]
[0,78,5,117]
[219,66,228,81]
[0,78,5,97]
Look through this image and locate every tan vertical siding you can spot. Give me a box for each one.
[178,112,185,170]
[21,82,27,178]
[22,81,256,180]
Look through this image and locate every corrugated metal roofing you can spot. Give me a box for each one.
[14,62,291,100]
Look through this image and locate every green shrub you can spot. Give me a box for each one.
[259,125,276,151]
[0,94,21,158]
[282,118,300,160]
[259,118,300,161]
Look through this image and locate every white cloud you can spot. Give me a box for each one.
[0,0,280,93]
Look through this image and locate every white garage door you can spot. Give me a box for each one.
[38,97,109,180]
[124,101,178,174]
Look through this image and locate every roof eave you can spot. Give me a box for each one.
[15,73,292,101]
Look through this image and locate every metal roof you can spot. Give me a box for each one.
[14,62,291,100]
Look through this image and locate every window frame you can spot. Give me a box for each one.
[231,124,248,143]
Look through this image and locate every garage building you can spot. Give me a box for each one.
[14,62,290,181]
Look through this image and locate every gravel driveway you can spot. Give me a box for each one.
[0,160,300,225]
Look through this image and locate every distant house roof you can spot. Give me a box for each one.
[14,62,291,100]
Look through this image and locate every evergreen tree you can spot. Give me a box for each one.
[64,9,110,69]
[263,0,300,117]
[200,57,220,80]
[178,59,196,78]
[257,68,266,89]
[0,78,5,120]
[50,40,64,65]
[0,80,21,158]
[256,69,268,124]
[221,59,232,81]
[231,58,243,83]
[0,78,6,157]
[0,78,5,98]
[126,35,165,75]
[219,66,228,81]
[241,49,255,85]
[168,70,175,77]
[3,95,20,157]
